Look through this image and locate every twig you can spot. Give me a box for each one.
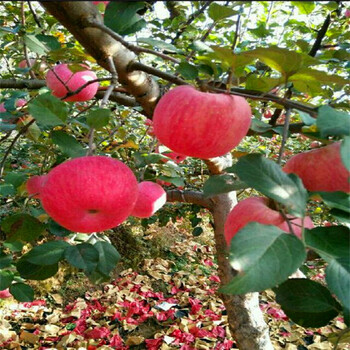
[0,119,35,177]
[60,77,112,101]
[72,100,98,119]
[232,7,242,51]
[86,128,95,156]
[277,108,291,164]
[27,1,42,28]
[128,61,188,86]
[86,21,180,63]
[171,2,211,43]
[334,327,350,350]
[308,14,331,57]
[21,3,36,80]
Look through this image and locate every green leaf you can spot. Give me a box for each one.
[250,119,273,133]
[220,223,306,294]
[9,283,34,302]
[24,34,49,55]
[274,279,341,327]
[35,34,61,51]
[297,110,316,126]
[208,3,237,21]
[203,174,247,197]
[26,241,70,265]
[104,2,147,36]
[341,137,350,171]
[330,208,350,224]
[0,270,14,290]
[318,192,350,213]
[28,93,68,128]
[317,105,350,137]
[158,176,185,187]
[304,226,350,262]
[16,260,58,280]
[94,241,120,275]
[86,109,111,130]
[4,172,27,188]
[51,130,85,158]
[326,257,350,312]
[86,269,110,284]
[235,154,308,217]
[192,227,203,237]
[245,76,282,92]
[64,243,99,273]
[137,38,178,52]
[3,241,23,252]
[0,184,15,196]
[1,214,46,242]
[48,220,72,237]
[0,251,13,269]
[291,1,316,15]
[176,62,198,80]
[242,47,303,77]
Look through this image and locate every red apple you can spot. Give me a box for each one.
[131,181,167,218]
[93,1,109,5]
[0,103,5,113]
[40,156,138,233]
[153,86,251,159]
[0,288,11,299]
[46,64,99,102]
[224,197,314,246]
[283,142,350,193]
[19,59,36,69]
[26,175,48,199]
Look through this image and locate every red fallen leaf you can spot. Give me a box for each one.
[90,299,106,312]
[212,325,226,338]
[203,259,214,267]
[33,328,40,335]
[155,309,175,321]
[87,346,97,350]
[145,337,163,350]
[215,339,235,350]
[180,345,196,350]
[204,309,221,320]
[188,298,202,315]
[209,274,221,283]
[22,299,46,307]
[267,307,288,321]
[188,326,212,338]
[110,334,124,347]
[112,311,122,321]
[85,326,111,339]
[171,329,195,344]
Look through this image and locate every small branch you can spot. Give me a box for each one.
[277,108,292,164]
[269,86,293,126]
[86,128,95,156]
[231,8,242,51]
[86,21,180,63]
[128,61,188,86]
[166,189,213,209]
[172,1,211,43]
[0,120,35,177]
[60,77,112,100]
[27,1,42,28]
[308,14,331,57]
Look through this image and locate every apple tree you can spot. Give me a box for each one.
[0,2,349,349]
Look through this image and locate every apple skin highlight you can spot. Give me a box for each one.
[283,142,350,193]
[224,197,314,246]
[131,181,167,218]
[46,64,99,102]
[40,156,138,233]
[153,86,252,159]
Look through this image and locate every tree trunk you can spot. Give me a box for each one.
[211,191,273,350]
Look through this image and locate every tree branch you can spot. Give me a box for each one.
[166,189,213,209]
[308,14,331,57]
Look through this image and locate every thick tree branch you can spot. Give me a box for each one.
[166,189,212,209]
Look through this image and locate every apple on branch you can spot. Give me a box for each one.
[46,63,99,102]
[37,156,138,233]
[283,142,350,193]
[131,181,167,218]
[153,85,252,159]
[224,197,314,246]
